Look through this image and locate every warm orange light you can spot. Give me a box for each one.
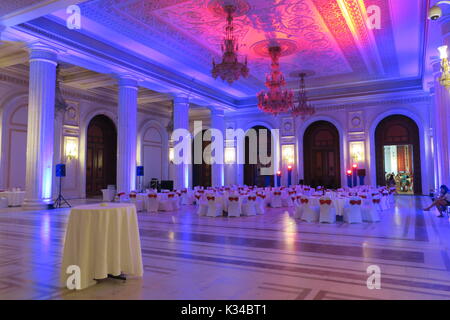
[287,165,292,171]
[277,170,282,176]
[352,164,358,168]
[347,170,353,175]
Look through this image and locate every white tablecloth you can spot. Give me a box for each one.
[0,191,26,206]
[60,203,143,290]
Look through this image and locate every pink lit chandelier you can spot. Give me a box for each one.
[257,46,294,115]
[211,5,249,85]
[291,73,315,119]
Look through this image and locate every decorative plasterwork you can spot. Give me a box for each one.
[348,110,364,132]
[281,117,295,136]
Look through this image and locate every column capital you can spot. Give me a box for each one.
[210,108,225,117]
[173,95,189,105]
[117,75,139,89]
[28,42,58,65]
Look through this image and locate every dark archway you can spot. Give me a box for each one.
[86,115,117,197]
[303,121,341,189]
[375,115,422,194]
[192,129,212,187]
[244,125,274,187]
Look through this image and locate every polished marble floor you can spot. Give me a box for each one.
[0,196,449,300]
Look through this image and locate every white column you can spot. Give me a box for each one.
[24,43,57,207]
[117,76,138,193]
[431,16,450,187]
[173,96,190,190]
[210,109,225,187]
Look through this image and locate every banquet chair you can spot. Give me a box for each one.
[181,190,194,205]
[117,192,128,202]
[227,196,241,217]
[242,196,257,216]
[372,196,383,212]
[255,194,266,215]
[0,197,7,208]
[167,193,180,210]
[361,199,381,222]
[206,196,223,217]
[101,189,115,202]
[344,197,363,224]
[319,197,336,223]
[282,192,295,207]
[146,194,159,213]
[129,194,144,212]
[293,196,304,219]
[196,196,208,216]
[158,195,174,212]
[270,191,282,208]
[301,198,320,222]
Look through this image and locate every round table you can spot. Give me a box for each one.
[60,203,143,290]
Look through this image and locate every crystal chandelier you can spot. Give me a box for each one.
[290,73,315,119]
[211,5,249,85]
[257,46,294,115]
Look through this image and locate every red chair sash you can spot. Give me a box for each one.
[129,194,136,198]
[148,194,157,198]
[350,200,361,205]
[300,198,308,204]
[207,196,215,201]
[319,199,332,205]
[228,197,238,202]
[248,196,256,201]
[117,192,125,196]
[274,192,281,196]
[372,199,381,204]
[168,194,175,198]
[257,194,266,199]
[194,195,201,200]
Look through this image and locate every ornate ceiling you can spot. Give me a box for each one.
[2,0,428,107]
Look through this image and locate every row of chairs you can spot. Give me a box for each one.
[293,197,380,223]
[196,196,265,217]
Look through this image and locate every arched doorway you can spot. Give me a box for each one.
[303,121,341,189]
[86,115,117,197]
[244,125,274,187]
[375,115,421,194]
[192,129,212,187]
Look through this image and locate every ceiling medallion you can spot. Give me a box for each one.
[257,45,294,116]
[211,3,249,85]
[290,71,316,119]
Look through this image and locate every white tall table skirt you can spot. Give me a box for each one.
[60,203,143,290]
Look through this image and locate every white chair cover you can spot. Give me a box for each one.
[0,197,7,208]
[129,194,144,212]
[270,192,282,208]
[319,197,336,223]
[293,196,304,219]
[242,196,257,216]
[255,195,266,215]
[196,197,208,216]
[227,196,241,217]
[206,196,222,217]
[146,195,159,213]
[344,197,363,224]
[301,198,319,222]
[361,199,381,222]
